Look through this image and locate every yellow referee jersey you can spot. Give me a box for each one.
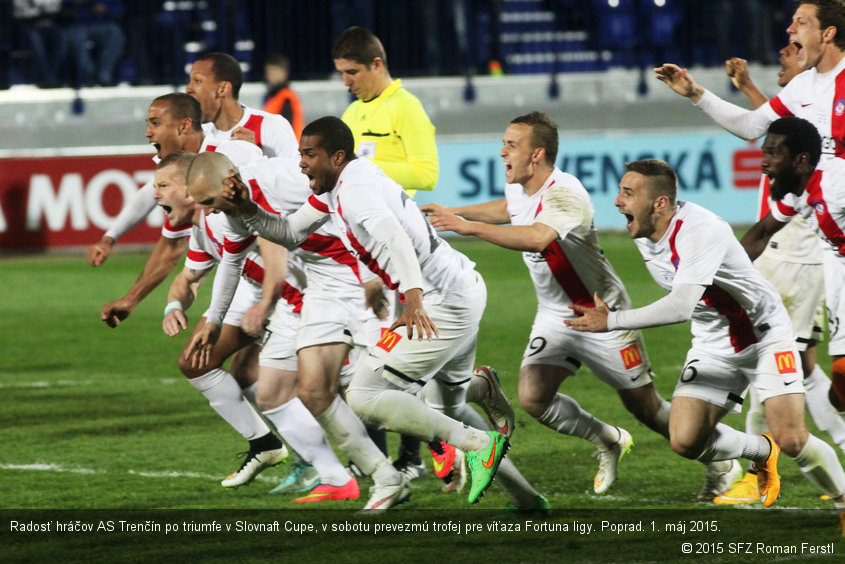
[341,79,438,196]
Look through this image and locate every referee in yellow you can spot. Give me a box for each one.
[331,26,439,482]
[332,26,438,197]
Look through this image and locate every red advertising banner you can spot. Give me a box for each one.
[0,152,159,251]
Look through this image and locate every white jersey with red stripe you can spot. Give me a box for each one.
[762,57,845,162]
[756,175,823,264]
[696,57,845,161]
[505,167,630,319]
[238,157,369,296]
[185,209,305,319]
[201,105,298,159]
[634,201,790,353]
[771,158,845,262]
[316,159,474,294]
[161,139,265,240]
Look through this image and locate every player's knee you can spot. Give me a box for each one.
[670,437,703,460]
[771,430,806,458]
[344,386,371,418]
[518,394,546,419]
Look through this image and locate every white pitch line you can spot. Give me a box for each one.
[0,463,280,484]
[0,380,93,389]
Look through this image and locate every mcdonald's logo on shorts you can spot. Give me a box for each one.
[619,344,643,370]
[376,330,402,353]
[774,351,797,374]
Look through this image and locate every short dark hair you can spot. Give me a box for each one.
[265,53,290,71]
[510,111,559,165]
[331,26,387,67]
[196,52,244,98]
[301,116,355,161]
[767,116,823,167]
[152,92,202,133]
[798,1,845,50]
[156,151,197,177]
[625,159,678,204]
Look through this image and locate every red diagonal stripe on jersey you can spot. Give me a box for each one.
[338,202,397,289]
[542,240,594,307]
[308,194,329,213]
[242,257,264,284]
[224,235,256,254]
[702,284,758,352]
[187,249,214,263]
[281,281,303,313]
[833,70,845,158]
[248,179,280,215]
[805,170,845,255]
[299,232,362,281]
[667,219,684,271]
[768,96,793,118]
[243,114,264,149]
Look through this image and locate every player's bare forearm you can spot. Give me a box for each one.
[423,199,509,224]
[466,221,557,253]
[124,236,188,304]
[741,214,784,262]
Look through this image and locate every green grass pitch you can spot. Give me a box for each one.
[1,234,842,562]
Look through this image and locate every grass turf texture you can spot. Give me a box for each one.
[1,234,842,562]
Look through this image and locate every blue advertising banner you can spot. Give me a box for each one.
[418,130,764,229]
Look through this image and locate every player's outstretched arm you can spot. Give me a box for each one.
[740,213,787,262]
[654,64,705,103]
[100,235,188,328]
[725,57,769,108]
[422,199,509,224]
[183,320,221,370]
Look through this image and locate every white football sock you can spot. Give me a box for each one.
[791,433,845,499]
[804,365,845,453]
[538,393,619,447]
[696,423,769,463]
[188,368,270,440]
[263,398,350,486]
[316,395,397,483]
[346,364,490,452]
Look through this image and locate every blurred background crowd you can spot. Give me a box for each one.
[1,0,799,90]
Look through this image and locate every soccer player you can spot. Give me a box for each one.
[654,0,845,432]
[153,151,292,487]
[334,26,438,197]
[716,50,845,504]
[424,112,739,499]
[567,158,845,512]
[744,117,845,417]
[86,52,297,266]
[215,116,510,510]
[333,26,439,479]
[190,152,393,503]
[654,1,845,160]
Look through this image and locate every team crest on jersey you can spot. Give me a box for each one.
[774,351,797,374]
[836,99,845,116]
[810,199,827,214]
[376,330,402,352]
[619,344,643,369]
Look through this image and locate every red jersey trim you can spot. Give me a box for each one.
[768,96,793,118]
[701,284,758,352]
[243,114,264,149]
